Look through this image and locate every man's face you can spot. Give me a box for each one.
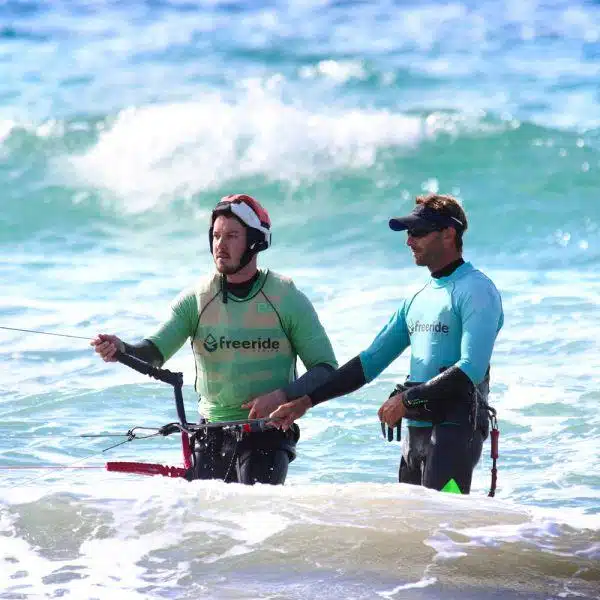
[212,215,247,274]
[406,229,446,267]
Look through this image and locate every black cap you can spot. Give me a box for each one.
[389,204,465,232]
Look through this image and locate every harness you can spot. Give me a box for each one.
[381,381,501,496]
[188,418,268,482]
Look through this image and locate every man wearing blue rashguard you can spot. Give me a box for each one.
[270,193,503,494]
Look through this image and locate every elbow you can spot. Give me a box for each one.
[358,354,376,383]
[456,361,486,386]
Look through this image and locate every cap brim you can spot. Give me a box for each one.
[389,215,438,232]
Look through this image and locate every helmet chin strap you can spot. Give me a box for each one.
[232,246,257,273]
[219,246,259,304]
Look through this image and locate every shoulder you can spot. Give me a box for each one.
[173,274,219,309]
[453,263,502,311]
[187,273,222,302]
[262,270,303,298]
[194,272,221,293]
[263,270,295,288]
[456,263,500,294]
[262,270,318,315]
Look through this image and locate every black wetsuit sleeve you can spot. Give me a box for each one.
[403,366,474,407]
[309,356,367,406]
[282,363,336,400]
[122,339,165,368]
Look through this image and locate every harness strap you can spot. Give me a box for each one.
[223,427,246,482]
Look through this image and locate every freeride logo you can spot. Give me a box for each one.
[408,320,450,335]
[203,333,280,353]
[203,334,218,352]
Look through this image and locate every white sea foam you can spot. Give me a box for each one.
[68,94,491,212]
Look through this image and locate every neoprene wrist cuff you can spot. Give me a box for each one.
[402,386,428,408]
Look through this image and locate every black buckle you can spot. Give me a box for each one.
[158,423,181,436]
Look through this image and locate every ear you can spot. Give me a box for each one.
[442,227,456,247]
[247,229,269,253]
[250,240,268,252]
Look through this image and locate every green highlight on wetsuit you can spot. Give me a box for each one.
[441,478,462,494]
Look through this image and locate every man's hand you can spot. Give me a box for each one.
[378,392,407,427]
[90,333,125,362]
[268,395,313,430]
[242,389,287,419]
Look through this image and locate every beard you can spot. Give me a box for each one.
[410,248,427,266]
[216,261,239,274]
[214,255,243,274]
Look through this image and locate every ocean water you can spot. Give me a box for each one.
[1,0,599,598]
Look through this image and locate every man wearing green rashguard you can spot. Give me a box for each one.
[271,193,503,494]
[91,194,337,485]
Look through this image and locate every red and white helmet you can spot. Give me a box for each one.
[209,194,272,254]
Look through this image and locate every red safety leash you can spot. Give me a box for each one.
[488,410,499,497]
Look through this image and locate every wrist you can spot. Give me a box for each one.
[302,396,313,410]
[402,388,426,409]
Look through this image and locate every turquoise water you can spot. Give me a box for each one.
[1,1,599,598]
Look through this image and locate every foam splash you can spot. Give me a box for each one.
[0,119,15,144]
[68,89,490,213]
[1,481,598,599]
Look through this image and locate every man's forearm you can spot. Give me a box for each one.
[403,366,474,407]
[309,356,367,406]
[122,339,165,367]
[282,363,336,400]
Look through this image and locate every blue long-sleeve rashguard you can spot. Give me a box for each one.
[359,262,503,425]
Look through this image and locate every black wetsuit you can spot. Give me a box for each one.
[396,375,490,494]
[190,423,300,484]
